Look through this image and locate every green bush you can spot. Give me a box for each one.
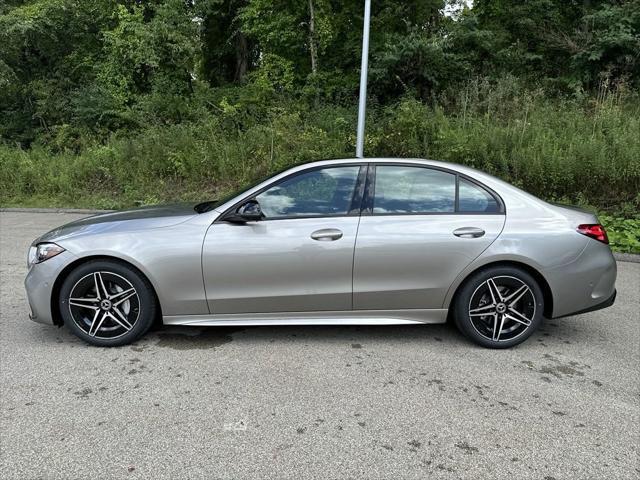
[1,85,639,253]
[600,216,640,254]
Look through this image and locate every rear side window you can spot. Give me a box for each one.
[373,166,456,214]
[458,178,500,213]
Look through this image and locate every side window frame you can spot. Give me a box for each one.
[362,163,505,216]
[219,163,368,222]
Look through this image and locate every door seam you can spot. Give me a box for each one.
[351,214,363,311]
[200,221,215,314]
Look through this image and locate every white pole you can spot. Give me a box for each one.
[356,0,371,158]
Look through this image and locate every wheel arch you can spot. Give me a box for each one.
[50,255,163,326]
[447,260,554,319]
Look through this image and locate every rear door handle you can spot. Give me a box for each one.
[453,227,485,238]
[311,228,343,241]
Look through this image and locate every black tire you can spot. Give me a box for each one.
[59,260,157,347]
[453,265,544,349]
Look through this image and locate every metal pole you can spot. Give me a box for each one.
[356,0,371,158]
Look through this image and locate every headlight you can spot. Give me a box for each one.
[28,243,65,266]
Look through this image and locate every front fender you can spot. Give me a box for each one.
[56,220,211,317]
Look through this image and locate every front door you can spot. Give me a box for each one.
[353,164,506,310]
[203,164,365,314]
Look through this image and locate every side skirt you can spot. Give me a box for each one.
[163,309,448,327]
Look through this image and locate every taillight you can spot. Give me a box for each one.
[577,224,609,244]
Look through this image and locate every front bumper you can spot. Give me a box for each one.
[24,250,77,325]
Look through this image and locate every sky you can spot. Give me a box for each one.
[443,0,474,19]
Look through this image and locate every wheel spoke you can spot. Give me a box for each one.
[88,311,106,336]
[111,288,136,307]
[469,303,497,316]
[486,278,503,304]
[69,297,100,310]
[109,309,133,331]
[506,308,532,326]
[492,314,505,341]
[94,272,109,300]
[505,284,530,307]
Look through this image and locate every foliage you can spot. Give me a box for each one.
[2,0,638,145]
[0,0,639,253]
[600,215,640,254]
[2,81,638,210]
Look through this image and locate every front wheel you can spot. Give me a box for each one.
[453,266,544,349]
[59,260,157,347]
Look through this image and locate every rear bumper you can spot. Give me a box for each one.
[554,289,616,319]
[544,240,617,318]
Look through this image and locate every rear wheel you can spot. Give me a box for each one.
[453,266,544,348]
[59,260,156,347]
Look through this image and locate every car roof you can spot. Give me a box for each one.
[300,157,448,166]
[290,157,491,180]
[295,157,477,173]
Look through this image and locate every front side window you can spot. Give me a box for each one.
[256,166,361,218]
[373,166,456,214]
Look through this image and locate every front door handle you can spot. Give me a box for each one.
[453,227,485,238]
[311,228,343,241]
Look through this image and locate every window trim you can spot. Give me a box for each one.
[217,163,368,223]
[362,163,505,216]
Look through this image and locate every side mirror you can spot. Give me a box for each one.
[225,199,263,223]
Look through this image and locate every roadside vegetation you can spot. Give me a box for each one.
[1,1,638,251]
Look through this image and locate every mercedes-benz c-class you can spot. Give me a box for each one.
[25,158,617,348]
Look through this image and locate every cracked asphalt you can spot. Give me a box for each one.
[1,211,639,479]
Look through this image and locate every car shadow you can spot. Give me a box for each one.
[148,322,468,351]
[31,316,578,351]
[147,316,584,351]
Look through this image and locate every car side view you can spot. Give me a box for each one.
[25,158,617,348]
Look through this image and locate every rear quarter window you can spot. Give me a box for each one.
[458,178,500,213]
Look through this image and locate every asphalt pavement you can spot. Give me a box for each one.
[1,211,639,479]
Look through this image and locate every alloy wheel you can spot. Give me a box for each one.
[68,271,140,340]
[468,275,536,342]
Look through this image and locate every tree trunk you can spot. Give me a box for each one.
[234,31,249,83]
[582,0,591,34]
[308,0,318,74]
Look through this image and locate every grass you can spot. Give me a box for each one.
[1,85,638,252]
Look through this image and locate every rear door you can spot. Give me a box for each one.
[353,164,506,310]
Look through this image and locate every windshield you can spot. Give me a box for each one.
[194,167,289,213]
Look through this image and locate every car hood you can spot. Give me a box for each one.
[35,203,199,244]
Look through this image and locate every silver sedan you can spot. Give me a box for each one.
[25,158,617,348]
